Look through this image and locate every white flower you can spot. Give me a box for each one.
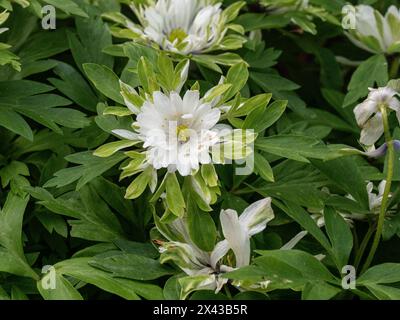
[354,87,400,146]
[157,198,274,298]
[132,90,222,176]
[346,5,400,54]
[210,198,274,268]
[367,180,387,213]
[132,0,226,55]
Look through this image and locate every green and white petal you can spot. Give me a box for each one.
[179,274,218,300]
[239,198,275,236]
[160,241,208,276]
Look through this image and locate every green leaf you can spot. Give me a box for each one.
[223,62,249,101]
[48,62,98,112]
[302,281,341,300]
[43,0,88,17]
[0,81,90,134]
[281,201,332,253]
[254,153,274,182]
[250,72,300,91]
[113,239,159,259]
[28,185,126,243]
[224,250,338,291]
[10,286,28,300]
[37,272,83,300]
[343,54,388,107]
[94,140,138,158]
[125,167,153,199]
[243,100,287,132]
[256,135,331,162]
[311,157,369,210]
[187,195,217,252]
[365,284,400,300]
[137,56,159,93]
[89,253,173,281]
[358,263,400,285]
[229,93,272,118]
[323,206,353,269]
[0,109,32,140]
[44,151,126,190]
[18,29,69,63]
[83,63,124,104]
[0,192,38,279]
[165,173,185,217]
[57,258,164,300]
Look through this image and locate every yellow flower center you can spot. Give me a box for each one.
[176,124,190,142]
[168,28,188,44]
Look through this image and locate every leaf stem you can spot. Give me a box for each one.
[361,106,394,273]
[354,223,375,270]
[224,285,232,299]
[389,56,400,79]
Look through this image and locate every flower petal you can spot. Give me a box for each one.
[179,274,218,300]
[210,239,229,269]
[360,113,384,145]
[220,209,250,268]
[239,198,275,236]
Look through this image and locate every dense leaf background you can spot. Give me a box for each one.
[0,0,400,300]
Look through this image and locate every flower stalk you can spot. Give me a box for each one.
[389,56,400,79]
[361,105,395,273]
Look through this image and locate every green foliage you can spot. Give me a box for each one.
[1,0,400,301]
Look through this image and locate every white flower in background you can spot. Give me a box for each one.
[354,86,400,146]
[346,5,400,54]
[367,180,387,213]
[286,182,389,250]
[131,0,227,55]
[346,180,389,217]
[157,198,274,298]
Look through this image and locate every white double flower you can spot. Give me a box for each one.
[131,0,229,55]
[113,73,254,177]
